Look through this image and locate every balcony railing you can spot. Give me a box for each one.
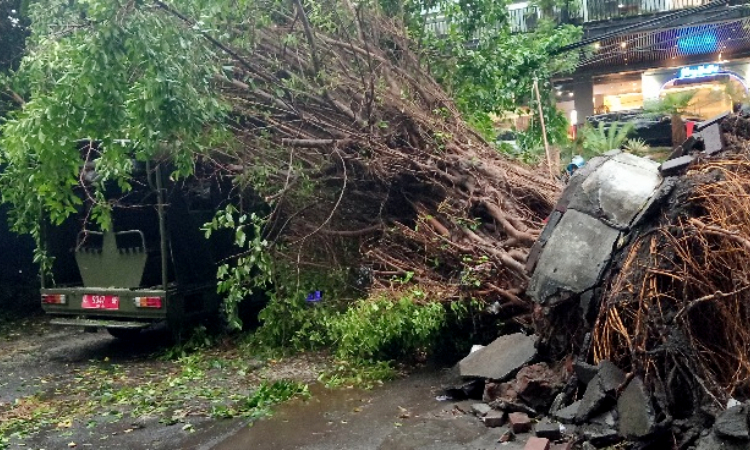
[424,0,725,34]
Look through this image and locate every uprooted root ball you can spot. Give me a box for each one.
[593,117,750,416]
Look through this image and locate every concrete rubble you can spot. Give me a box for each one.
[458,332,536,380]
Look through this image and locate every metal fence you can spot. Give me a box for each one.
[424,0,718,34]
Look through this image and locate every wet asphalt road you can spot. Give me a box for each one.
[215,371,525,450]
[0,321,245,449]
[0,320,524,450]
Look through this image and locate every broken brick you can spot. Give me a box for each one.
[524,436,550,450]
[483,410,505,428]
[509,411,532,434]
[515,363,564,412]
[483,381,517,404]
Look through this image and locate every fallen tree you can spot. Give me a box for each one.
[0,0,561,328]
[157,1,561,315]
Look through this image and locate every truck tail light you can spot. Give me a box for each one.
[134,297,162,308]
[42,294,67,305]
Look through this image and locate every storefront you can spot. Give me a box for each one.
[593,76,644,114]
[642,61,750,119]
[556,60,750,126]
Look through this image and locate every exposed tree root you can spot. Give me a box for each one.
[592,117,750,413]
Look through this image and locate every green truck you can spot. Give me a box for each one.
[40,154,231,339]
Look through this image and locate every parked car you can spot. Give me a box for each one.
[586,109,700,147]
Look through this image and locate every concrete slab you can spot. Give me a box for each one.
[696,431,750,450]
[696,111,730,131]
[552,400,580,424]
[528,210,620,306]
[700,123,724,156]
[715,405,750,440]
[617,377,655,439]
[575,373,608,422]
[660,155,695,175]
[458,333,537,381]
[570,152,661,229]
[598,360,626,393]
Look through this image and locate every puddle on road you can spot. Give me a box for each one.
[212,369,496,450]
[214,383,375,449]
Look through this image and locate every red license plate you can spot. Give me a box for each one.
[81,295,120,310]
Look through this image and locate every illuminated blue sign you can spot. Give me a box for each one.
[678,64,721,79]
[677,27,718,55]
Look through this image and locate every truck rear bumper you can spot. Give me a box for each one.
[41,286,169,322]
[50,317,154,329]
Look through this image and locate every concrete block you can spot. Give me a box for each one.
[590,409,617,428]
[575,374,608,422]
[630,177,676,228]
[525,241,544,274]
[582,424,620,447]
[539,210,563,244]
[696,431,750,450]
[509,412,532,434]
[598,360,626,393]
[556,155,609,211]
[458,333,536,381]
[574,361,598,385]
[524,436,550,450]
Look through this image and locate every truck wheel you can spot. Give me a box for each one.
[107,328,142,339]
